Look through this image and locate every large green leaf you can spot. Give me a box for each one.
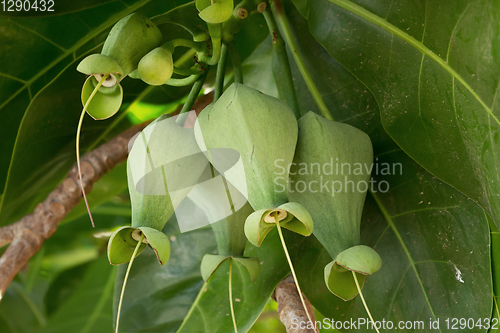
[307,0,500,228]
[273,1,396,153]
[293,150,492,332]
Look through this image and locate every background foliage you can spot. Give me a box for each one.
[0,0,497,332]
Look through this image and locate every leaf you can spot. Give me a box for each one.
[307,0,500,228]
[491,226,500,331]
[40,255,117,333]
[0,281,46,333]
[293,150,492,331]
[177,229,290,333]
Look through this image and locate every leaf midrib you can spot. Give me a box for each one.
[327,0,500,126]
[371,190,442,332]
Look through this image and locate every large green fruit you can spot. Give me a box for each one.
[289,112,382,301]
[194,83,313,247]
[107,113,208,266]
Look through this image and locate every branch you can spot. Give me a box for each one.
[272,275,317,333]
[0,92,214,299]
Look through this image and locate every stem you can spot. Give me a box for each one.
[227,41,243,84]
[274,213,318,333]
[262,8,301,119]
[115,233,145,333]
[352,271,380,333]
[273,2,334,121]
[229,258,238,333]
[176,70,209,125]
[214,44,229,102]
[166,74,201,87]
[76,75,108,228]
[170,38,203,52]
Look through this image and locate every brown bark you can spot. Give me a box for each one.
[0,92,214,299]
[273,275,318,333]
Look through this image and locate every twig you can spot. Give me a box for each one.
[272,275,317,333]
[0,93,214,299]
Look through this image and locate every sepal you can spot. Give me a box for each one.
[324,245,382,301]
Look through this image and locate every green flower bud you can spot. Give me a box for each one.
[137,46,174,85]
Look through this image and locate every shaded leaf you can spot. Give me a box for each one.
[307,0,500,228]
[177,229,289,333]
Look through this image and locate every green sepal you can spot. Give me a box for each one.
[244,202,313,247]
[243,209,274,247]
[278,202,313,236]
[201,255,260,282]
[77,54,124,76]
[233,257,260,282]
[138,227,171,266]
[196,0,233,24]
[324,245,382,301]
[128,69,140,79]
[336,245,382,274]
[137,46,174,86]
[324,261,365,301]
[107,226,170,266]
[81,76,123,120]
[107,226,147,265]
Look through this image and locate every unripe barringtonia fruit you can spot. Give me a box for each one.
[289,112,382,301]
[107,112,209,266]
[137,46,174,86]
[77,13,162,119]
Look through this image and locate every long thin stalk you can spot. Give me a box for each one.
[274,213,318,333]
[229,259,238,333]
[214,44,229,102]
[115,233,145,333]
[273,2,334,121]
[352,271,380,333]
[76,75,109,228]
[227,41,243,84]
[262,8,301,119]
